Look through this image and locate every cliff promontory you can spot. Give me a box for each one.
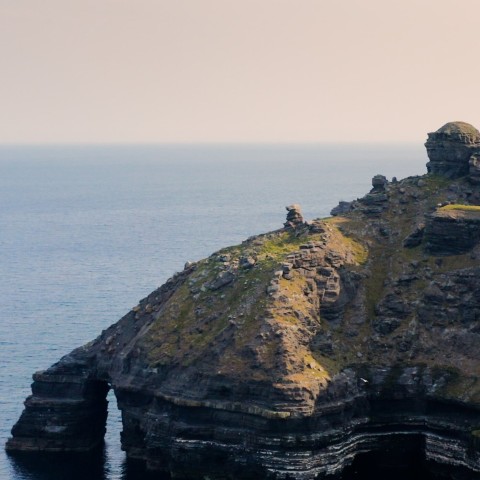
[6,122,480,479]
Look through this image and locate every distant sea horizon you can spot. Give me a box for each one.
[1,143,427,479]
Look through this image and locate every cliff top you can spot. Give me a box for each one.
[433,121,480,141]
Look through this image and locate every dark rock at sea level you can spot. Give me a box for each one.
[6,122,480,479]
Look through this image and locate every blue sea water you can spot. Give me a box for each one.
[0,144,426,479]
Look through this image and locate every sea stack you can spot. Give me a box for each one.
[425,121,480,178]
[6,123,480,479]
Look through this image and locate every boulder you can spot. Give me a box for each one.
[371,174,388,192]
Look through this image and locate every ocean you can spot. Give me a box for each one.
[0,144,427,479]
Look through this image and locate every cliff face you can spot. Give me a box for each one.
[6,122,480,479]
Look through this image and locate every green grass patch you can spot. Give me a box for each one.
[259,232,314,259]
[440,204,480,212]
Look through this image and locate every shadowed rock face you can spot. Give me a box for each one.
[424,208,480,255]
[425,121,480,179]
[6,123,480,479]
[469,153,480,185]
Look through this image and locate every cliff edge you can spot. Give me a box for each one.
[6,122,480,479]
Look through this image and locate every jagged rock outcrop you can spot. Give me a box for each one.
[284,204,305,229]
[330,200,353,216]
[7,122,480,479]
[371,174,388,191]
[357,174,389,216]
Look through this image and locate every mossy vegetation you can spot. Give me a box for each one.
[258,232,308,258]
[440,204,480,212]
[422,174,451,192]
[327,217,368,265]
[140,173,480,401]
[142,230,319,370]
[140,219,369,389]
[435,121,480,138]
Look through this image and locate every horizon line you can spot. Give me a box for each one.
[0,140,421,148]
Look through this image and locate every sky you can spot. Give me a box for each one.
[1,0,479,144]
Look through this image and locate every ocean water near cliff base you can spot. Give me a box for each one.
[0,144,450,479]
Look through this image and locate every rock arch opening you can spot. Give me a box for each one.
[103,384,127,476]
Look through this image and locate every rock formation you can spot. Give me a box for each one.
[7,122,480,479]
[425,121,480,179]
[330,200,353,216]
[284,204,305,229]
[424,206,480,255]
[371,174,388,191]
[357,174,389,216]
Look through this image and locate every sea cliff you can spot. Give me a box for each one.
[6,122,480,479]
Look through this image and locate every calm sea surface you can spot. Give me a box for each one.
[0,144,426,479]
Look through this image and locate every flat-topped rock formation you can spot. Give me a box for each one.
[424,205,480,256]
[7,122,480,479]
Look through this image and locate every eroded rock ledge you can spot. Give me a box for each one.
[6,122,480,479]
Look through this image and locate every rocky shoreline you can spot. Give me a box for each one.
[6,122,480,479]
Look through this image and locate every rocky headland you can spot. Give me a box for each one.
[6,122,480,479]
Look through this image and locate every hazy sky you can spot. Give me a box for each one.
[1,0,479,144]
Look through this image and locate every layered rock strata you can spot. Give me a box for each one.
[424,207,480,255]
[7,122,480,479]
[6,363,108,452]
[425,121,480,179]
